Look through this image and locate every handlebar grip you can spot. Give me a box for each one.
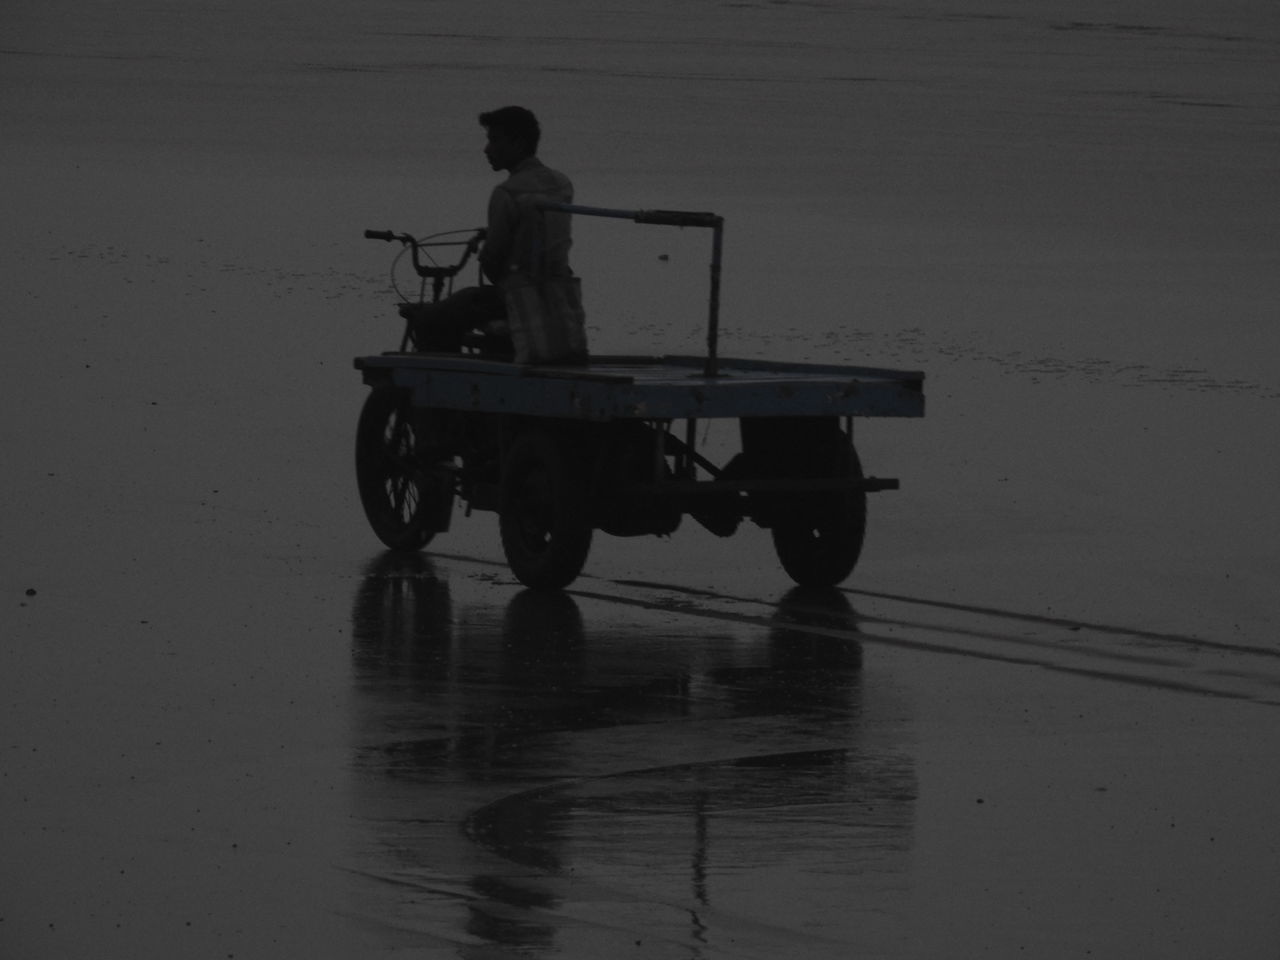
[364,229,395,241]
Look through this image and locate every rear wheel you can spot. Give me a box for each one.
[355,388,453,550]
[499,431,593,590]
[771,443,867,587]
[741,417,867,587]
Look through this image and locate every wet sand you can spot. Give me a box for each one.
[4,1,1280,957]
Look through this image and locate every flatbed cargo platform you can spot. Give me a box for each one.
[355,352,925,422]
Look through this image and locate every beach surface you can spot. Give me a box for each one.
[3,2,1279,957]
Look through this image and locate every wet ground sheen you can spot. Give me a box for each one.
[4,1,1280,957]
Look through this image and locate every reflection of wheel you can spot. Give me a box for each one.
[355,388,453,550]
[499,431,593,590]
[350,552,453,674]
[771,442,867,587]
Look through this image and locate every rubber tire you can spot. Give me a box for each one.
[771,444,867,587]
[355,388,448,551]
[499,431,593,590]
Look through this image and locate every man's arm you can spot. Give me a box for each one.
[479,186,516,284]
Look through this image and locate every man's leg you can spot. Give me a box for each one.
[405,286,506,351]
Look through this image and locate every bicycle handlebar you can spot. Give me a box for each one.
[363,227,486,280]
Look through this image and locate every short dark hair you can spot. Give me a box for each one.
[478,106,541,153]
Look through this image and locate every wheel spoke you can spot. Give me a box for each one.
[356,389,452,551]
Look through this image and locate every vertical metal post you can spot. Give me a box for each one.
[684,417,697,479]
[705,217,724,378]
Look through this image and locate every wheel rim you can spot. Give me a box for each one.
[376,407,424,526]
[356,389,446,550]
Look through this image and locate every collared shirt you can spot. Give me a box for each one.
[479,156,574,283]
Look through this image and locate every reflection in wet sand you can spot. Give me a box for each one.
[347,556,915,955]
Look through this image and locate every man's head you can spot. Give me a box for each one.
[479,106,541,172]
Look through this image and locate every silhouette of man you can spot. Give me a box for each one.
[408,106,575,354]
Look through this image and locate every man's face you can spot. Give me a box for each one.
[484,127,527,172]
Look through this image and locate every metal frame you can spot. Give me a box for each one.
[538,202,725,377]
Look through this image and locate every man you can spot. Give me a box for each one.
[408,106,576,355]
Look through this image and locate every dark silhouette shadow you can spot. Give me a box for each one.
[706,584,864,715]
[499,588,587,684]
[350,550,453,684]
[347,566,913,955]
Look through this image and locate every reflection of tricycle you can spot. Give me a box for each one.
[354,204,925,590]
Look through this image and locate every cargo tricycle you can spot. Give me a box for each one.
[354,204,924,589]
